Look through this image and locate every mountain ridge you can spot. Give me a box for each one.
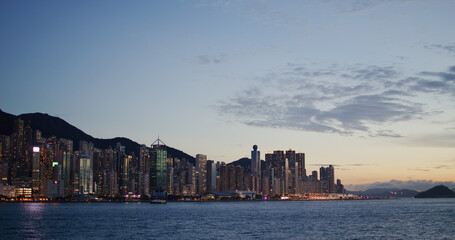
[0,109,195,162]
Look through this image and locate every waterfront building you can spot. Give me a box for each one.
[218,163,229,191]
[138,145,149,196]
[11,118,33,183]
[79,141,94,194]
[320,165,335,193]
[59,139,72,196]
[251,145,261,192]
[187,163,196,196]
[285,149,296,194]
[93,148,103,195]
[265,150,287,195]
[296,152,306,180]
[235,165,244,191]
[0,135,11,184]
[47,179,64,198]
[150,138,167,198]
[167,157,174,194]
[0,183,15,198]
[206,160,216,192]
[195,154,207,195]
[336,179,345,194]
[32,146,40,194]
[114,143,131,195]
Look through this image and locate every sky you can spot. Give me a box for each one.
[1,0,455,190]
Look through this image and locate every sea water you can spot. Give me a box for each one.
[1,198,454,239]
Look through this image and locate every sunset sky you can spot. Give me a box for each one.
[1,0,454,189]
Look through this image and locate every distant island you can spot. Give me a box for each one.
[414,185,455,198]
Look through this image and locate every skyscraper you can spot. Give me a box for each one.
[285,149,296,194]
[265,150,285,195]
[206,160,216,192]
[196,154,207,195]
[150,138,167,198]
[320,165,335,193]
[296,152,306,180]
[138,145,149,196]
[251,145,261,193]
[32,146,40,194]
[116,143,129,195]
[79,141,94,194]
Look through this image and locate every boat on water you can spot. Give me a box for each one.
[150,199,167,204]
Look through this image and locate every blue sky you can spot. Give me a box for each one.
[1,0,455,187]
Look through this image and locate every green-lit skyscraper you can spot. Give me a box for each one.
[150,138,167,198]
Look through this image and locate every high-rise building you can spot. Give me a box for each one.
[150,138,167,198]
[32,146,40,194]
[336,179,345,194]
[11,118,33,183]
[119,155,131,195]
[0,135,11,184]
[219,163,229,192]
[138,145,149,196]
[195,154,207,195]
[187,164,196,196]
[235,165,244,191]
[285,149,296,194]
[320,165,335,193]
[79,141,94,194]
[265,150,286,195]
[228,165,236,191]
[115,143,129,195]
[50,138,73,197]
[296,152,306,180]
[206,160,216,192]
[251,145,261,193]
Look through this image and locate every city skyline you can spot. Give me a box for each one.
[1,116,348,199]
[1,1,455,187]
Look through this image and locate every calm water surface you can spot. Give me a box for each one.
[1,198,454,239]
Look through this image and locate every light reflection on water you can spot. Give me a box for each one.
[21,203,46,238]
[1,198,454,239]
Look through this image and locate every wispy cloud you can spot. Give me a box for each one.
[346,179,455,191]
[425,42,455,55]
[217,63,455,137]
[321,0,411,13]
[370,130,403,138]
[408,167,430,172]
[197,54,227,64]
[433,165,454,169]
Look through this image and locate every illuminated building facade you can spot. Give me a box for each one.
[206,160,216,192]
[150,138,167,198]
[251,145,261,193]
[196,154,207,195]
[79,141,94,194]
[32,146,40,193]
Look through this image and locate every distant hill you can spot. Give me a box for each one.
[229,157,266,171]
[347,188,418,198]
[0,109,195,162]
[229,157,250,168]
[414,185,455,198]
